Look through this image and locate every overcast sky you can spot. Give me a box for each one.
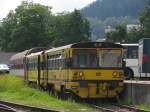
[0,0,96,20]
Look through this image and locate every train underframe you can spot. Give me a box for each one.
[27,79,123,99]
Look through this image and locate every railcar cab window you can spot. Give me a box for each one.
[99,50,122,68]
[73,49,97,68]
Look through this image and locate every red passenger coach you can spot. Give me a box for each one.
[9,47,46,77]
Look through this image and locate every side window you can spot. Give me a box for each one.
[48,55,52,69]
[47,54,65,69]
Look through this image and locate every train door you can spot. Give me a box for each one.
[24,57,28,81]
[37,55,41,86]
[42,53,48,87]
[65,50,72,84]
[25,57,30,82]
[65,51,69,82]
[61,50,69,88]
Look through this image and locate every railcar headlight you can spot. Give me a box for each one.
[112,71,124,78]
[79,72,83,76]
[112,71,118,78]
[78,71,85,80]
[73,71,85,80]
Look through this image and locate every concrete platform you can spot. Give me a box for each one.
[124,80,150,84]
[123,80,150,104]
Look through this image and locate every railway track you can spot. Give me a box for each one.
[88,103,148,112]
[0,103,16,112]
[0,100,61,112]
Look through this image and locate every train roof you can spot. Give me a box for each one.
[45,42,123,53]
[9,47,46,64]
[10,50,28,62]
[26,51,44,58]
[121,43,138,46]
[45,44,72,53]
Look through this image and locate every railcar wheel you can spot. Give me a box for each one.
[61,86,67,99]
[48,84,55,95]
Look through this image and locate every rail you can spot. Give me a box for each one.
[0,100,61,112]
[87,103,148,112]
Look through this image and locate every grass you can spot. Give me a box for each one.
[0,74,96,112]
[136,104,150,111]
[1,74,149,112]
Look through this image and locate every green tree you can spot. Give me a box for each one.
[50,9,91,46]
[140,0,150,38]
[64,10,91,44]
[106,26,127,42]
[0,2,91,51]
[0,11,17,51]
[1,1,53,51]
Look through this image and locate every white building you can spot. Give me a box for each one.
[126,24,141,33]
[105,26,116,33]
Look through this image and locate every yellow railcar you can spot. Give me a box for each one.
[25,42,124,98]
[26,51,47,87]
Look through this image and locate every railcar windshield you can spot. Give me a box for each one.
[99,50,122,68]
[73,49,122,68]
[73,49,97,68]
